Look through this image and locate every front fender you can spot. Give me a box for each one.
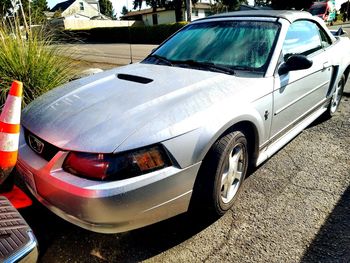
[162,102,266,168]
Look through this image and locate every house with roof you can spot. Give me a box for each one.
[49,0,142,29]
[122,2,212,26]
[51,0,103,19]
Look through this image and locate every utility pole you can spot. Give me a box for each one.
[186,0,192,22]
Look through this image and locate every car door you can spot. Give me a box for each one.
[270,20,333,140]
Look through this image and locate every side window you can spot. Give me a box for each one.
[318,27,332,48]
[282,20,323,60]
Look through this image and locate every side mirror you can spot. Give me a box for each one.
[278,55,313,75]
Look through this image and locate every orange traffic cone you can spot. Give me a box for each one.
[0,81,22,185]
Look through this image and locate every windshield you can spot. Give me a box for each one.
[143,20,280,73]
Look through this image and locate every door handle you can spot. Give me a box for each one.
[323,61,331,69]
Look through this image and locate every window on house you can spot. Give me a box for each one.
[204,10,212,17]
[80,2,84,10]
[192,9,199,16]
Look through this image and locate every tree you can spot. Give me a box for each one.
[211,0,247,14]
[133,0,142,10]
[133,0,169,11]
[121,5,128,16]
[52,9,62,18]
[0,0,15,19]
[222,0,247,11]
[340,1,350,21]
[31,0,49,23]
[0,0,49,24]
[31,0,48,11]
[99,0,113,17]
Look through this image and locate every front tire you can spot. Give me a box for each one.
[194,131,248,216]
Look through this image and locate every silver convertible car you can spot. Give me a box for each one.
[17,10,350,233]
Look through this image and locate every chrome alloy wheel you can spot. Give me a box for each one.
[220,144,245,204]
[330,77,344,114]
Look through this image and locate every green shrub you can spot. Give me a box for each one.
[0,23,75,107]
[63,22,188,44]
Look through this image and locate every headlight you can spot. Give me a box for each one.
[62,145,171,181]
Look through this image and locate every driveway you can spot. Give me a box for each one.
[58,43,157,66]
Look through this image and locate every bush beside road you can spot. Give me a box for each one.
[0,24,76,108]
[60,22,187,45]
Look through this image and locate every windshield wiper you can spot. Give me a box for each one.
[172,60,235,75]
[146,54,173,66]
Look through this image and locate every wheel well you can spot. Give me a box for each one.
[190,121,259,212]
[215,121,259,167]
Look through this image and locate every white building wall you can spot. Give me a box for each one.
[62,0,100,18]
[198,0,212,3]
[63,19,142,29]
[191,9,210,20]
[142,10,176,26]
[89,3,100,12]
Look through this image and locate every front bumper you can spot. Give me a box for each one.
[17,136,200,234]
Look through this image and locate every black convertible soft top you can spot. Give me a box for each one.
[207,10,313,23]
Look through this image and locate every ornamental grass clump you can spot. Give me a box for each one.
[0,22,75,107]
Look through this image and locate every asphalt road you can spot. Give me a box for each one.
[16,25,350,262]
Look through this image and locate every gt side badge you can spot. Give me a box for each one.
[264,110,270,120]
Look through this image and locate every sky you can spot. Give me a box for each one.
[47,0,350,17]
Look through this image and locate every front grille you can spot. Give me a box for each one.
[0,197,37,262]
[24,128,60,161]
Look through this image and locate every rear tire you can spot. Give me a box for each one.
[326,75,345,117]
[193,131,248,216]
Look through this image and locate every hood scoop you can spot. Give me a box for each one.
[117,73,153,84]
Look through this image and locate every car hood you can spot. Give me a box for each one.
[22,63,258,153]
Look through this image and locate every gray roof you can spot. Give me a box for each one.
[209,10,313,23]
[51,0,74,12]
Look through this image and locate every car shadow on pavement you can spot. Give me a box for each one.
[16,172,219,262]
[21,201,218,262]
[306,91,350,129]
[300,185,350,262]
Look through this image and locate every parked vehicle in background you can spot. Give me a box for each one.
[309,0,337,24]
[17,10,350,234]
